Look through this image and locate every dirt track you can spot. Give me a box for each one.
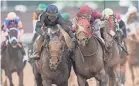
[2,61,139,86]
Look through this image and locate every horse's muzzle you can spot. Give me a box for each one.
[78,38,88,47]
[49,63,57,70]
[11,40,18,48]
[49,57,59,70]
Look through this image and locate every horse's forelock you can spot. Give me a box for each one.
[9,29,18,38]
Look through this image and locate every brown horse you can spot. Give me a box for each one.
[74,18,108,86]
[119,38,128,85]
[126,29,139,86]
[33,26,72,86]
[100,20,122,86]
[1,28,25,86]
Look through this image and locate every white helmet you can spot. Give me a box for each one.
[102,8,114,19]
[128,5,137,14]
[7,12,17,20]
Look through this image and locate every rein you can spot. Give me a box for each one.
[77,33,99,62]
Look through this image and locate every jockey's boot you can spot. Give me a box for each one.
[32,35,44,60]
[18,43,28,64]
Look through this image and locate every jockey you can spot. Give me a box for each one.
[32,3,48,44]
[92,10,105,43]
[61,12,72,26]
[2,12,28,62]
[102,8,128,52]
[72,5,92,33]
[101,8,119,49]
[101,8,116,36]
[122,5,138,36]
[61,12,70,21]
[115,13,127,38]
[72,5,104,43]
[32,5,76,60]
[32,3,48,33]
[115,13,129,54]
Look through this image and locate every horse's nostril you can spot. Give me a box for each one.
[12,40,17,45]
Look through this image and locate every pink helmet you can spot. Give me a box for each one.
[92,10,102,20]
[78,5,92,15]
[115,13,121,22]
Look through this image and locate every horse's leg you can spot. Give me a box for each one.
[129,64,135,86]
[135,66,139,85]
[107,67,115,86]
[17,71,24,86]
[120,63,126,85]
[42,79,51,86]
[35,72,43,86]
[33,62,43,86]
[95,68,108,86]
[57,81,68,86]
[42,76,51,86]
[114,64,122,86]
[77,75,88,86]
[5,70,14,86]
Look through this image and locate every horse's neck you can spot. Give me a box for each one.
[79,36,98,55]
[7,45,17,55]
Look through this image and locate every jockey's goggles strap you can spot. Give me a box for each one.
[46,13,58,16]
[80,14,91,19]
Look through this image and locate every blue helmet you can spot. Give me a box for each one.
[45,5,59,22]
[45,5,58,14]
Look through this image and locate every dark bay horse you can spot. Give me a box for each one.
[1,28,25,86]
[101,20,121,86]
[33,26,72,86]
[74,19,108,86]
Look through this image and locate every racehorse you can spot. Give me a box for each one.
[101,19,121,86]
[1,28,25,86]
[33,25,72,86]
[126,29,139,86]
[74,18,108,86]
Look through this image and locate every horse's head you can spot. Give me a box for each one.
[7,28,19,48]
[48,36,65,70]
[76,18,92,46]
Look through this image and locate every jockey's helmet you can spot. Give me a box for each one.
[78,5,92,19]
[128,5,137,14]
[45,5,59,22]
[37,3,48,11]
[115,13,121,22]
[7,12,17,20]
[61,13,70,21]
[102,8,114,19]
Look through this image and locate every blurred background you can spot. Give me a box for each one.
[1,0,139,33]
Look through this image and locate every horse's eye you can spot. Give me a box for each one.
[83,38,86,40]
[60,46,63,50]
